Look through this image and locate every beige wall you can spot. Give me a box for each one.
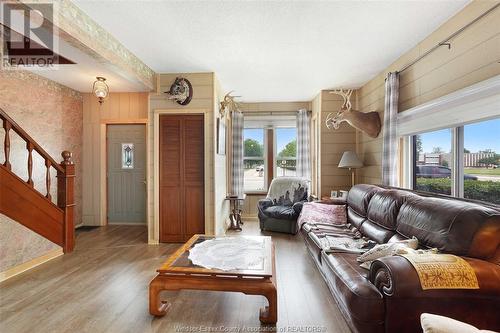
[357,0,500,185]
[149,72,228,242]
[0,70,82,272]
[81,92,149,226]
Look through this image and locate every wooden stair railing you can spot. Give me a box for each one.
[0,108,75,253]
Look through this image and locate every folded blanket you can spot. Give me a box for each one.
[319,235,377,254]
[297,202,347,228]
[400,253,479,290]
[357,237,419,269]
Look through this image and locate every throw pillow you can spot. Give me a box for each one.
[420,313,497,333]
[297,202,347,227]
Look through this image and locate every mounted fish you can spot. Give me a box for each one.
[325,89,381,138]
[164,77,193,105]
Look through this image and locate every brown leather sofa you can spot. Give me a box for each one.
[299,184,500,333]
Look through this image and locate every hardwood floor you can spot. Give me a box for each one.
[0,222,351,333]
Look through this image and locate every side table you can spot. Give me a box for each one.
[225,194,246,231]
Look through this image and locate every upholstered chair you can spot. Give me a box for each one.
[258,177,309,234]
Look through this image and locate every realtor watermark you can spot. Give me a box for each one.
[1,1,60,69]
[174,325,328,332]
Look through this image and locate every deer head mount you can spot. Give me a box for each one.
[325,89,381,138]
[219,91,241,116]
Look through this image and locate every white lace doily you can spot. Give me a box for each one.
[188,237,265,271]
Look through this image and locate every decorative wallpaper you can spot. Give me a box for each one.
[0,215,59,272]
[0,69,83,272]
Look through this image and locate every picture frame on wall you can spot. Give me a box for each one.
[217,117,226,155]
[330,190,338,198]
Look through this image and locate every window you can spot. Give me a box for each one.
[243,128,265,192]
[243,126,297,193]
[411,118,500,204]
[275,128,297,177]
[413,129,453,195]
[463,119,500,203]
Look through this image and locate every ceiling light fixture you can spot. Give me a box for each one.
[93,76,109,104]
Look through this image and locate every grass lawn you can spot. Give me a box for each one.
[464,168,500,176]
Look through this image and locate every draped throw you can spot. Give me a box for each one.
[382,72,400,186]
[231,111,244,196]
[296,109,311,180]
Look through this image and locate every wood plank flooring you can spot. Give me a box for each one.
[0,222,351,333]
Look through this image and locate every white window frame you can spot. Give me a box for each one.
[243,127,268,193]
[400,75,500,201]
[273,127,297,178]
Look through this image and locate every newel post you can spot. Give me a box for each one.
[57,151,75,253]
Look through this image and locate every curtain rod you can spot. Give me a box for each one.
[397,3,499,74]
[241,111,309,116]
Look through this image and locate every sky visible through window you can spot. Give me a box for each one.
[244,127,296,152]
[244,128,264,146]
[276,128,296,152]
[420,119,500,153]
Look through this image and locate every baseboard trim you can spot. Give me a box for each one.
[108,222,147,226]
[242,216,258,222]
[0,248,63,283]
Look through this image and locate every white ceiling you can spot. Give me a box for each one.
[69,1,470,100]
[1,8,148,92]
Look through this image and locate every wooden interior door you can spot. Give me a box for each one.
[159,114,205,242]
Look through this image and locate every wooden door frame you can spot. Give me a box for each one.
[152,109,210,243]
[101,120,148,227]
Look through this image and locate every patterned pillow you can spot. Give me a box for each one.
[298,202,347,227]
[357,237,419,269]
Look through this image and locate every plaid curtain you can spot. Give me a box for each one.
[231,111,244,196]
[382,72,400,186]
[296,109,311,180]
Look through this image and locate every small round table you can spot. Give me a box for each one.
[225,194,246,231]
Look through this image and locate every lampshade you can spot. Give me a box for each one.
[338,151,363,169]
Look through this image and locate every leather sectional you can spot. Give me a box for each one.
[299,184,500,333]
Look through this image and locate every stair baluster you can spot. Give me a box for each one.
[3,120,11,170]
[27,142,34,186]
[45,159,51,200]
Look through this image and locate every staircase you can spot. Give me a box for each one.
[0,108,75,253]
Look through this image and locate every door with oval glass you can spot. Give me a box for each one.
[107,124,146,224]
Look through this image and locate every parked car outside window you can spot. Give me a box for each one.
[416,165,478,180]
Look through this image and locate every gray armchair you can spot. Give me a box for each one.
[258,177,309,234]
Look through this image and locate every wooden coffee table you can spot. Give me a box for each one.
[149,234,277,324]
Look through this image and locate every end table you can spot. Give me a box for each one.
[225,194,246,231]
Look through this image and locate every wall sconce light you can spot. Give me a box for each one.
[93,76,109,104]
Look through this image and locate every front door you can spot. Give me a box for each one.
[159,114,205,242]
[107,124,146,224]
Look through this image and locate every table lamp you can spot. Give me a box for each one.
[338,151,363,187]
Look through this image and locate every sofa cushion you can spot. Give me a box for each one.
[359,190,415,243]
[321,251,384,324]
[367,190,412,230]
[346,184,383,217]
[347,207,366,229]
[263,205,298,220]
[396,196,500,258]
